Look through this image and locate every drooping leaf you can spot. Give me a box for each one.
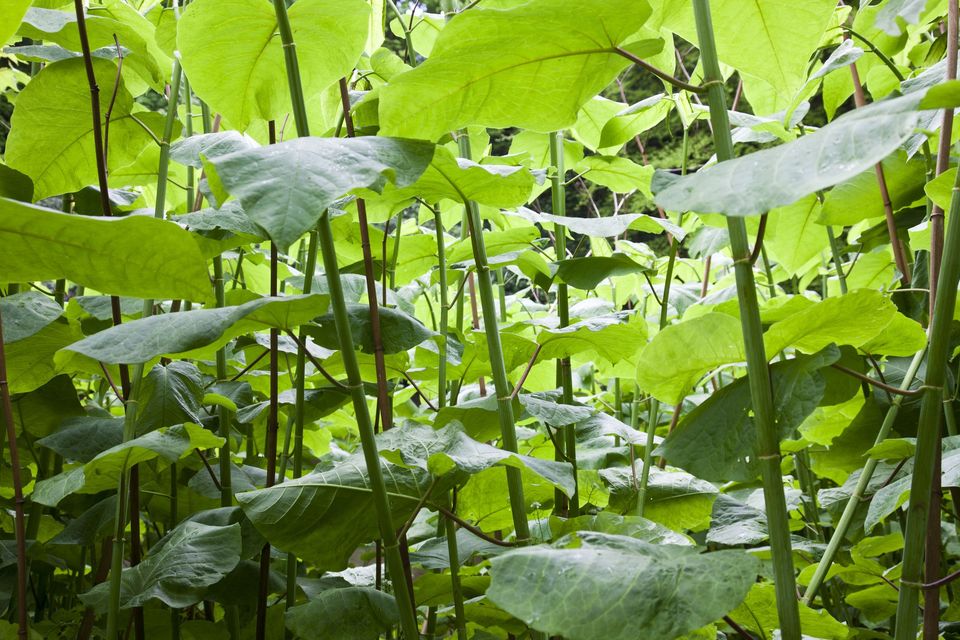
[555,254,653,290]
[487,532,758,640]
[537,313,646,363]
[0,198,212,302]
[286,587,398,640]
[135,361,205,435]
[37,416,124,463]
[659,348,837,482]
[819,153,926,226]
[377,423,576,497]
[307,305,435,355]
[177,0,370,129]
[203,136,435,248]
[32,423,224,506]
[635,312,744,404]
[237,452,429,570]
[602,463,720,531]
[549,512,691,546]
[80,521,241,610]
[379,0,657,139]
[5,319,85,394]
[505,207,684,240]
[5,57,162,199]
[8,374,83,438]
[62,294,329,364]
[0,0,32,48]
[576,155,654,194]
[728,583,849,640]
[652,91,934,216]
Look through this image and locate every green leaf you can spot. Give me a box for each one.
[652,91,931,216]
[598,94,673,150]
[728,583,849,640]
[0,0,32,48]
[5,318,85,394]
[875,0,929,35]
[32,423,224,506]
[379,0,655,139]
[377,423,576,496]
[659,349,834,482]
[763,289,900,354]
[203,136,434,248]
[537,313,646,363]
[658,0,836,113]
[487,532,758,640]
[706,495,771,546]
[764,195,828,276]
[0,291,63,344]
[9,374,83,438]
[177,0,370,129]
[555,254,653,291]
[307,305,435,355]
[576,155,654,194]
[5,57,160,199]
[819,153,926,226]
[549,512,691,546]
[0,198,212,302]
[62,294,329,365]
[37,416,124,463]
[602,464,720,531]
[506,207,684,240]
[635,312,744,404]
[237,451,429,570]
[135,361,205,436]
[286,587,398,640]
[80,520,241,610]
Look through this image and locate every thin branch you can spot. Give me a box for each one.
[749,213,768,266]
[194,448,222,492]
[614,47,708,94]
[284,330,350,392]
[510,344,543,400]
[102,35,124,170]
[229,350,268,382]
[402,372,438,412]
[830,364,924,397]
[98,362,124,402]
[434,505,520,547]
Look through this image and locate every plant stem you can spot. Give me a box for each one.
[0,308,29,639]
[928,0,958,311]
[802,349,925,603]
[894,158,960,640]
[692,3,802,638]
[550,131,578,516]
[434,207,450,409]
[265,1,420,636]
[444,504,468,640]
[826,227,848,295]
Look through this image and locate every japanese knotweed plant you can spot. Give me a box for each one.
[3,0,960,639]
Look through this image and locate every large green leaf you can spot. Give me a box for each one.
[177,0,369,129]
[635,312,744,404]
[555,254,653,290]
[728,583,849,640]
[32,423,224,506]
[18,5,168,89]
[377,423,576,497]
[658,348,837,482]
[237,452,429,570]
[652,91,932,216]
[62,294,329,364]
[6,318,85,394]
[487,532,758,640]
[307,305,435,355]
[4,57,160,199]
[204,136,435,248]
[537,313,646,363]
[80,520,241,610]
[658,0,836,114]
[286,587,398,640]
[0,0,32,47]
[0,198,212,302]
[135,362,205,436]
[378,0,656,139]
[602,464,720,531]
[506,207,683,239]
[0,291,62,343]
[819,153,926,226]
[36,416,124,463]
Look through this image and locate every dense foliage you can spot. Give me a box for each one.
[2,0,960,639]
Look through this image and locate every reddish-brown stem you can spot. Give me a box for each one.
[510,345,543,400]
[930,0,959,315]
[77,538,112,640]
[848,60,912,287]
[748,213,768,266]
[337,77,395,431]
[0,309,29,638]
[830,364,923,396]
[257,121,280,640]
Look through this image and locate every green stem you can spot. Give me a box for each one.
[106,58,183,640]
[444,501,468,640]
[265,3,420,634]
[0,307,30,640]
[803,347,924,604]
[463,199,532,542]
[550,131,578,516]
[894,158,960,640]
[826,227,848,295]
[692,2,802,638]
[435,207,450,410]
